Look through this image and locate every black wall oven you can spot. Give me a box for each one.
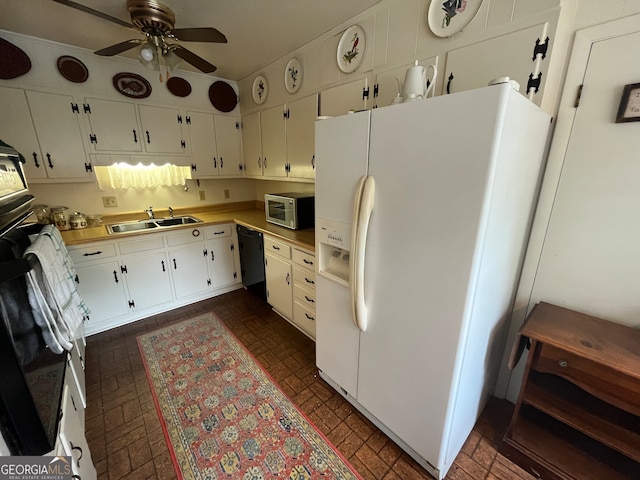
[0,145,66,455]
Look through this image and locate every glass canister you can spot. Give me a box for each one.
[32,204,51,224]
[50,206,70,230]
[69,212,88,230]
[86,214,103,227]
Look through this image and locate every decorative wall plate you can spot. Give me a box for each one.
[284,57,302,94]
[0,37,32,79]
[166,76,192,97]
[209,80,238,112]
[252,74,268,105]
[112,72,152,98]
[57,55,88,83]
[337,25,366,74]
[427,0,484,38]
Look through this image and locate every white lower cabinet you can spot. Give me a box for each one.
[68,223,242,335]
[264,235,316,339]
[58,384,96,480]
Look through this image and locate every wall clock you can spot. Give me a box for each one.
[252,74,268,105]
[112,72,152,99]
[284,57,302,94]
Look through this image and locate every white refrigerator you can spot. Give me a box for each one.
[314,83,550,479]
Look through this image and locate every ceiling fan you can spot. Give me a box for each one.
[53,0,227,74]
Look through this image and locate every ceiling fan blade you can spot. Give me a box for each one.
[170,27,227,43]
[52,0,133,28]
[95,39,143,56]
[172,45,217,73]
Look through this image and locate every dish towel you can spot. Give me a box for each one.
[24,225,90,353]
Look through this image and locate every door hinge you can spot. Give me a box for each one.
[207,278,211,286]
[83,103,91,114]
[283,109,290,119]
[186,116,191,125]
[74,274,79,284]
[89,134,97,144]
[181,140,186,149]
[121,265,128,274]
[128,300,135,308]
[532,36,550,61]
[84,162,93,172]
[575,84,584,108]
[230,243,235,251]
[362,86,370,100]
[71,103,79,114]
[526,72,543,94]
[235,121,240,129]
[177,114,183,124]
[191,163,197,171]
[373,83,379,98]
[233,271,237,279]
[203,248,208,257]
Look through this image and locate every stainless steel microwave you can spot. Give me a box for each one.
[264,193,314,230]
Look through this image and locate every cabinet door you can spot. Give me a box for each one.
[241,111,263,177]
[265,252,292,319]
[138,104,186,154]
[75,260,129,324]
[320,77,371,116]
[187,111,219,177]
[84,97,142,152]
[287,94,318,180]
[260,105,288,178]
[215,115,242,177]
[58,384,97,480]
[122,252,173,310]
[206,237,238,288]
[443,23,548,103]
[0,87,45,179]
[25,90,91,180]
[169,243,211,298]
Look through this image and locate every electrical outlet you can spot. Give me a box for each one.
[102,196,118,207]
[199,190,206,201]
[224,189,230,199]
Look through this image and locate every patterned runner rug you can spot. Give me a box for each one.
[138,312,362,480]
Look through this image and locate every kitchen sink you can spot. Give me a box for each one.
[106,216,202,234]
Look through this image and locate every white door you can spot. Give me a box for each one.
[241,111,263,177]
[169,243,210,298]
[214,115,242,176]
[286,94,318,180]
[122,252,173,310]
[261,104,287,178]
[530,31,640,324]
[84,98,142,152]
[265,252,292,319]
[75,261,129,324]
[138,104,185,154]
[0,87,45,178]
[187,111,218,177]
[319,77,371,116]
[206,237,238,287]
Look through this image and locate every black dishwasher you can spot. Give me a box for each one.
[236,225,266,298]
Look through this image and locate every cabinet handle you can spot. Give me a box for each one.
[72,475,81,480]
[304,295,315,304]
[303,259,313,265]
[264,157,267,169]
[258,157,262,168]
[46,153,53,169]
[146,130,151,143]
[70,393,77,411]
[305,313,315,321]
[83,251,103,256]
[32,152,40,168]
[113,270,119,283]
[213,230,225,235]
[447,72,454,94]
[133,129,138,143]
[558,360,568,368]
[272,245,280,250]
[173,258,177,269]
[311,154,315,169]
[161,260,165,272]
[286,272,290,285]
[70,442,84,466]
[213,157,217,168]
[220,157,223,168]
[304,277,315,285]
[211,251,215,261]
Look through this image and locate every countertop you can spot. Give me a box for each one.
[59,202,315,252]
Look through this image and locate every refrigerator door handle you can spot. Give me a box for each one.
[350,175,375,332]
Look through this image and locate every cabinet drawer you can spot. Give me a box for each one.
[293,265,316,290]
[293,301,316,338]
[534,343,640,413]
[165,227,206,246]
[68,243,117,264]
[119,235,165,254]
[292,248,315,270]
[294,284,316,311]
[205,224,232,239]
[264,236,291,259]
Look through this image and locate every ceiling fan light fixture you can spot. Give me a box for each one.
[139,45,155,62]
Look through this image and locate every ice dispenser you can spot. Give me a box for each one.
[316,218,351,286]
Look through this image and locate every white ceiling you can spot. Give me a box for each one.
[0,0,384,81]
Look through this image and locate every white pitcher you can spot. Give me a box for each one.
[402,60,437,101]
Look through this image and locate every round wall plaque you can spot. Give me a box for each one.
[0,37,32,79]
[112,72,152,99]
[209,81,238,112]
[167,76,192,97]
[57,55,89,83]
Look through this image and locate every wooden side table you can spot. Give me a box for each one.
[501,302,640,480]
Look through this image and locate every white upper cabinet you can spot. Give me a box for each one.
[138,104,187,154]
[83,97,142,152]
[25,90,92,181]
[186,111,219,177]
[286,94,318,180]
[214,115,242,177]
[261,104,288,178]
[241,111,263,177]
[319,76,372,117]
[443,23,550,104]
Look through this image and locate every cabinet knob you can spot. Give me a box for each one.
[558,360,568,368]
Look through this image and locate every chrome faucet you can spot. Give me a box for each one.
[145,206,154,219]
[168,206,174,219]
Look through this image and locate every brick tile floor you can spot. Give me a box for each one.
[84,288,536,480]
